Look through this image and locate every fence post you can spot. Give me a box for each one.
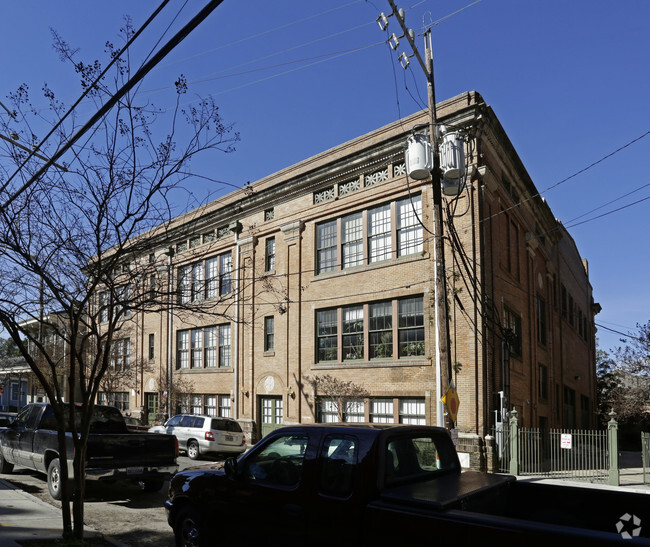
[608,410,619,486]
[509,408,519,476]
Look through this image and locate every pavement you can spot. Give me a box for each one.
[0,459,647,546]
[0,477,105,546]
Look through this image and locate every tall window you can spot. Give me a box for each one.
[148,333,155,361]
[191,395,202,415]
[397,195,423,256]
[191,329,203,369]
[204,395,217,416]
[536,296,547,346]
[177,325,231,369]
[219,324,231,368]
[342,213,363,268]
[178,265,191,304]
[110,338,131,371]
[342,306,363,361]
[317,309,338,362]
[205,327,217,367]
[503,306,522,358]
[398,297,424,357]
[219,395,232,417]
[317,220,337,273]
[219,252,232,295]
[368,204,392,263]
[539,364,548,401]
[319,399,339,422]
[369,301,392,359]
[265,237,276,271]
[177,330,190,369]
[264,316,275,351]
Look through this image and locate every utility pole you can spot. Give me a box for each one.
[382,2,453,428]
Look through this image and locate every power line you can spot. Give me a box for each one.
[0,0,172,198]
[1,0,226,212]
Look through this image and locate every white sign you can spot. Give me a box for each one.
[561,433,573,449]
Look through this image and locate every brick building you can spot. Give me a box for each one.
[107,91,598,449]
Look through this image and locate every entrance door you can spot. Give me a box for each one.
[145,393,158,425]
[259,396,283,439]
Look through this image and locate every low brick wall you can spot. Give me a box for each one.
[456,433,487,471]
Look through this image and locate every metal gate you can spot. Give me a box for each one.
[643,432,650,484]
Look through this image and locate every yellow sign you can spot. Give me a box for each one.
[441,382,460,424]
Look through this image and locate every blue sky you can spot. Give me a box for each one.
[1,0,648,354]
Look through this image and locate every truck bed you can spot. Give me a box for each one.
[365,472,650,546]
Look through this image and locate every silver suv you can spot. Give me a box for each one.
[149,414,246,460]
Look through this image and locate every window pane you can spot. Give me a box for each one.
[220,252,232,295]
[319,399,339,423]
[342,213,363,268]
[191,329,203,368]
[206,257,219,298]
[205,327,217,367]
[264,316,275,351]
[317,220,338,273]
[219,324,231,367]
[368,205,392,263]
[317,309,338,362]
[265,237,276,271]
[369,301,393,359]
[370,399,395,423]
[398,195,423,256]
[342,306,363,361]
[344,399,365,422]
[398,297,424,357]
[177,330,189,369]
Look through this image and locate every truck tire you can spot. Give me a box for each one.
[174,506,205,547]
[187,440,200,460]
[47,458,65,500]
[0,451,13,474]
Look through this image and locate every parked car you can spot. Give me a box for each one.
[0,412,16,427]
[0,403,178,500]
[123,416,150,432]
[149,414,246,460]
[166,423,650,546]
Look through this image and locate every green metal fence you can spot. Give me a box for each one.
[492,408,619,485]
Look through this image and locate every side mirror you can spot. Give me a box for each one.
[224,457,238,479]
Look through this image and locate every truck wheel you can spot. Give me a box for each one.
[175,506,204,547]
[187,441,200,460]
[47,458,65,500]
[139,479,164,492]
[0,451,13,474]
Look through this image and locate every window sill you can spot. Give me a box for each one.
[177,367,233,373]
[263,350,275,357]
[312,359,429,370]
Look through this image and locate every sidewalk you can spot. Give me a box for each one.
[0,478,103,546]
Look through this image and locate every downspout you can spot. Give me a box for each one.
[233,230,240,419]
[166,249,174,417]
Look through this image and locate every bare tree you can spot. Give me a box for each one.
[0,21,239,540]
[303,374,370,422]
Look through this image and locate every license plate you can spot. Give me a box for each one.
[127,467,144,475]
[225,435,233,442]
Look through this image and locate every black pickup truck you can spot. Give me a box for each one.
[0,402,178,499]
[166,423,650,546]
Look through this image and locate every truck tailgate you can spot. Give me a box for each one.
[85,433,176,467]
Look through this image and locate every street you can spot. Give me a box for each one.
[0,455,219,546]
